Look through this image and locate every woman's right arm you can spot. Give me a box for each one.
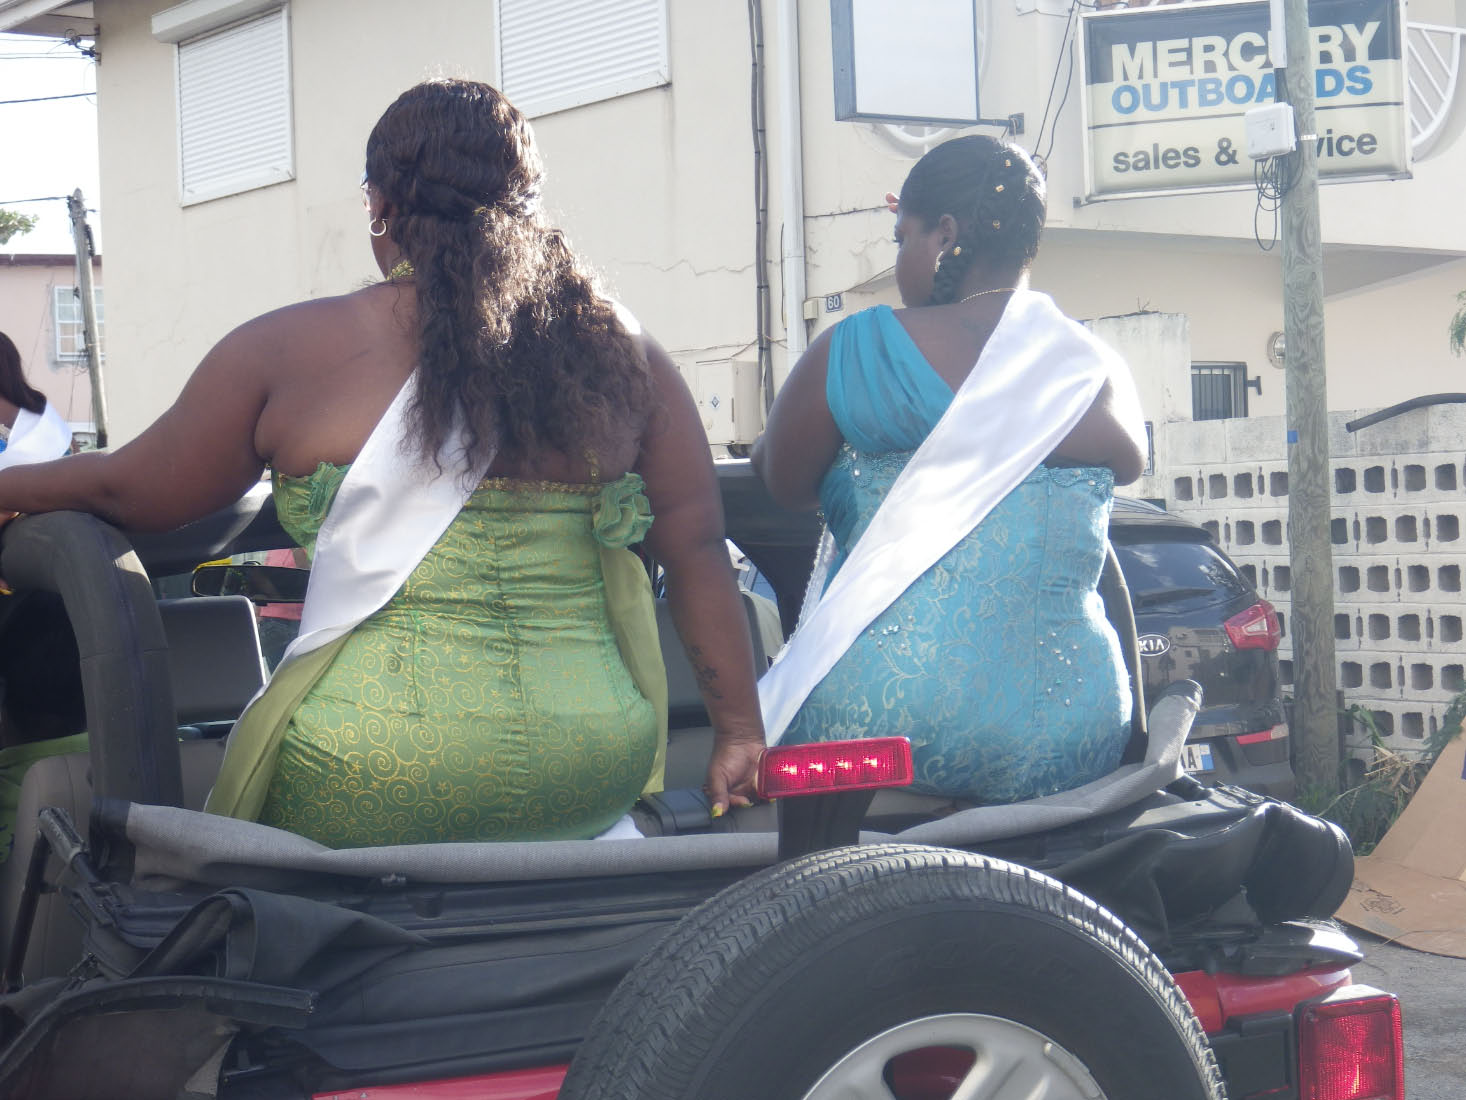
[0,318,274,531]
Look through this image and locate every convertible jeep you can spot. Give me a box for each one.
[0,462,1401,1100]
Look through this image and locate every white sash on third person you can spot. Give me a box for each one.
[758,290,1139,744]
[0,403,72,470]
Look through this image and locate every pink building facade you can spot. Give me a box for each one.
[0,252,101,431]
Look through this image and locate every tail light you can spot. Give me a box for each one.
[1225,600,1281,651]
[1237,726,1288,745]
[757,738,913,799]
[1298,992,1404,1100]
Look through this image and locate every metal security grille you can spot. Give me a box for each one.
[1192,363,1248,421]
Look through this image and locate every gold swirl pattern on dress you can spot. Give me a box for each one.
[259,466,658,847]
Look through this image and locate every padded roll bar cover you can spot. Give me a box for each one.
[1099,541,1148,765]
[0,512,183,808]
[1244,801,1356,923]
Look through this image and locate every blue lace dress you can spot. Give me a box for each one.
[780,306,1131,804]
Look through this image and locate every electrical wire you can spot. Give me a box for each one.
[1252,151,1297,251]
[1040,25,1080,166]
[747,0,774,415]
[0,91,94,106]
[1028,3,1079,165]
[1032,1,1090,170]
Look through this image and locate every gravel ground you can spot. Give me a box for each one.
[1348,931,1466,1100]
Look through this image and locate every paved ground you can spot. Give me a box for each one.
[1348,931,1466,1099]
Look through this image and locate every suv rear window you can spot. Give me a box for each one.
[1114,537,1253,610]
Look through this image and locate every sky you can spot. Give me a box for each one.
[0,31,102,255]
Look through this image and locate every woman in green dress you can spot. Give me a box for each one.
[0,80,765,845]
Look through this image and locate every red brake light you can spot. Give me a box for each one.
[1225,600,1281,651]
[756,738,914,799]
[1298,994,1404,1100]
[1237,725,1289,745]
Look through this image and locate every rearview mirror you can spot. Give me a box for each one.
[191,563,308,604]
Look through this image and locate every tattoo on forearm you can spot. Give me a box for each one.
[687,645,724,699]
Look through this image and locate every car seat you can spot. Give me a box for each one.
[0,596,264,982]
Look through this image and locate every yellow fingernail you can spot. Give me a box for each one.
[711,804,724,818]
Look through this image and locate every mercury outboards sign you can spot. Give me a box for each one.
[1138,633,1173,657]
[1080,0,1408,198]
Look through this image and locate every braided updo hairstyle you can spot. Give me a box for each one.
[898,135,1047,306]
[365,80,653,474]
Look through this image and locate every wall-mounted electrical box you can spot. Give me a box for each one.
[693,357,762,446]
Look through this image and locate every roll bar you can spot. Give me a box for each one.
[0,512,183,808]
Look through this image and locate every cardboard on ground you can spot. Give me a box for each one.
[1336,735,1466,957]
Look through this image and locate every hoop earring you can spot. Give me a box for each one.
[369,217,388,238]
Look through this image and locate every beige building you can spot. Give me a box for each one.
[0,252,100,430]
[2,0,1463,444]
[2,0,1464,754]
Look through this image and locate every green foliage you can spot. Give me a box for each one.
[1452,290,1466,357]
[0,208,40,246]
[1294,692,1464,855]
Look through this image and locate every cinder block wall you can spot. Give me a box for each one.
[1133,403,1466,760]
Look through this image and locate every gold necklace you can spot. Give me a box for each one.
[955,287,1016,305]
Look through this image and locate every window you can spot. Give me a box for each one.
[53,285,104,363]
[166,4,293,205]
[496,0,669,118]
[1191,362,1248,421]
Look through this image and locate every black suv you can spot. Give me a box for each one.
[1110,497,1294,799]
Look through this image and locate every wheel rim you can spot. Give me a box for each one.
[800,1013,1108,1100]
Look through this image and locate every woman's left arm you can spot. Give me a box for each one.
[0,318,274,531]
[636,335,766,816]
[750,327,843,512]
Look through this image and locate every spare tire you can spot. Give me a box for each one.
[561,843,1223,1100]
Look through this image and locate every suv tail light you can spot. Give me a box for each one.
[757,738,913,799]
[1225,600,1282,651]
[1237,726,1288,745]
[1298,992,1404,1100]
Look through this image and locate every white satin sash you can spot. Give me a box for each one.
[0,403,72,469]
[758,290,1134,744]
[262,372,488,685]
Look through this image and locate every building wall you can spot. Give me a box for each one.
[1134,404,1466,760]
[86,0,1466,443]
[91,0,757,441]
[0,254,99,425]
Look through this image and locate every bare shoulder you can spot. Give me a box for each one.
[207,285,409,380]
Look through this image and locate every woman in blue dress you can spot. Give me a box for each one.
[752,137,1147,804]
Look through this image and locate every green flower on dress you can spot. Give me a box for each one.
[592,475,653,548]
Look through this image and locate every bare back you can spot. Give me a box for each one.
[890,300,1142,474]
[755,297,1146,511]
[254,284,644,484]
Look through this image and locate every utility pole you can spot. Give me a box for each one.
[67,188,108,449]
[1277,0,1339,797]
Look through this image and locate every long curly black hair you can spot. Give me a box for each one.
[898,136,1047,305]
[0,332,47,414]
[364,80,653,475]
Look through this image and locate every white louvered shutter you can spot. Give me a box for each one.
[497,0,669,119]
[177,7,293,205]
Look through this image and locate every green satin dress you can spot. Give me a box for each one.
[254,465,660,847]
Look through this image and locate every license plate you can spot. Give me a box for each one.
[1182,742,1214,774]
